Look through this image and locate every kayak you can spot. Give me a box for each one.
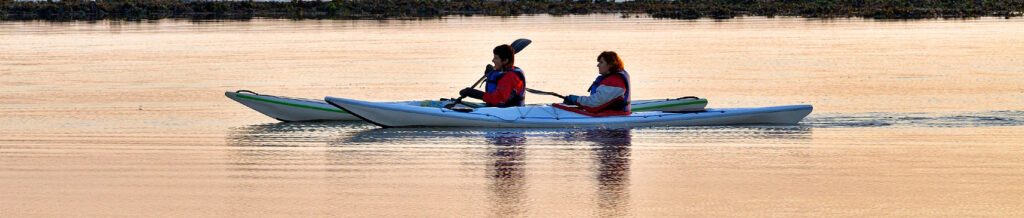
[225,90,709,122]
[324,96,813,128]
[225,90,356,122]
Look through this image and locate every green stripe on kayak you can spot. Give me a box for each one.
[235,94,348,114]
[633,99,708,111]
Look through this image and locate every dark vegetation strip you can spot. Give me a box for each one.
[1,0,1021,21]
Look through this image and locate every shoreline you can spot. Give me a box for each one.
[1,0,1022,21]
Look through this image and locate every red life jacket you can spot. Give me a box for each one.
[483,66,525,107]
[578,70,630,114]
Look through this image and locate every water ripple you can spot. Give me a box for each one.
[805,110,1024,128]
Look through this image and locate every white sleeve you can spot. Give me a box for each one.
[577,85,625,108]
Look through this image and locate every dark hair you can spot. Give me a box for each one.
[597,51,624,72]
[493,44,515,68]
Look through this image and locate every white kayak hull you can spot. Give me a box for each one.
[325,96,812,128]
[226,91,709,122]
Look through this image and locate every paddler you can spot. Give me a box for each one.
[458,44,526,107]
[560,51,631,116]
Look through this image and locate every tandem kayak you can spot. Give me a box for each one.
[226,90,709,122]
[325,96,813,128]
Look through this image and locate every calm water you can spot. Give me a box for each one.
[2,15,1023,217]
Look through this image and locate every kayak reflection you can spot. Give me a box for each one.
[561,128,632,217]
[482,128,633,217]
[226,124,807,215]
[223,121,369,177]
[484,131,527,217]
[227,121,369,147]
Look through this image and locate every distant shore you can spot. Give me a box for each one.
[2,0,1021,21]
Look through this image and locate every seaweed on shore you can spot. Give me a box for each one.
[1,0,1021,21]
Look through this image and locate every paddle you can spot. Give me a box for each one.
[445,38,532,109]
[525,88,565,99]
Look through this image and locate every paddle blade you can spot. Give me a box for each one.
[510,38,531,54]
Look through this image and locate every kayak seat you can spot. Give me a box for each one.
[552,104,631,117]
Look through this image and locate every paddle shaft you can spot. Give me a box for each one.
[525,88,566,99]
[449,76,487,104]
[469,76,487,89]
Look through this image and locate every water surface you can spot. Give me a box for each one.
[2,15,1023,217]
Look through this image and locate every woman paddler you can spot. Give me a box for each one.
[458,44,526,107]
[560,51,631,116]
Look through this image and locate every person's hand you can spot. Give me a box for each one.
[483,64,494,75]
[459,88,485,99]
[562,95,579,105]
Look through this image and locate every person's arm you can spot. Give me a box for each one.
[482,73,522,105]
[576,85,625,108]
[573,75,626,112]
[456,64,498,100]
